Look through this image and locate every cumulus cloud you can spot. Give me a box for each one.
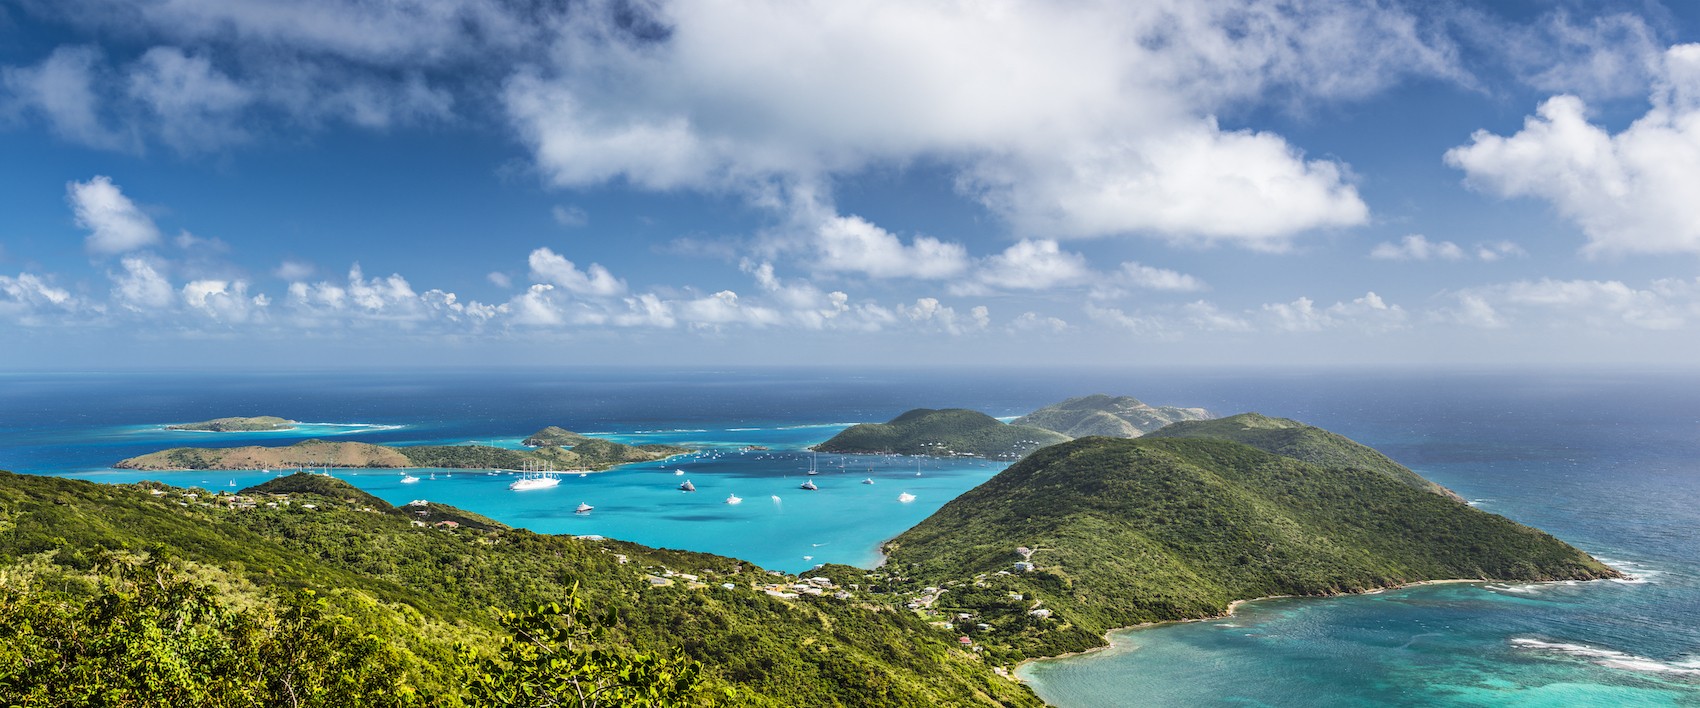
[1262,291,1406,332]
[68,176,161,254]
[527,247,626,297]
[1489,11,1664,101]
[1450,277,1699,331]
[502,0,1452,247]
[0,272,78,324]
[1010,311,1068,333]
[182,279,266,322]
[1447,43,1700,255]
[274,260,315,281]
[486,271,512,289]
[808,212,968,280]
[110,256,175,311]
[952,239,1091,295]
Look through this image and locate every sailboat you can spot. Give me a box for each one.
[806,451,820,476]
[510,459,560,491]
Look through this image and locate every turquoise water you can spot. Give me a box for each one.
[60,425,1005,573]
[4,368,1699,705]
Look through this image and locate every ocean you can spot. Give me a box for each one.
[1,367,1696,706]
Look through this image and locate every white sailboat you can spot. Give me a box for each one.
[510,459,560,491]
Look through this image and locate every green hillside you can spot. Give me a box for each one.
[880,435,1618,660]
[1147,412,1460,499]
[1011,394,1211,438]
[522,425,595,447]
[814,409,1071,460]
[0,470,1037,706]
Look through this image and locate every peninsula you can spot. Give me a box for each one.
[875,415,1619,660]
[814,408,1070,459]
[165,415,296,432]
[114,427,688,472]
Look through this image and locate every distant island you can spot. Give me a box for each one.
[1011,394,1210,438]
[813,408,1070,459]
[877,413,1618,659]
[115,427,688,472]
[166,415,296,432]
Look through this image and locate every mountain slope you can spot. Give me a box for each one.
[0,470,1037,706]
[814,409,1070,459]
[1011,394,1210,438]
[881,435,1618,659]
[1147,412,1459,499]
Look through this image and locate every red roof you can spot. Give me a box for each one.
[958,636,972,644]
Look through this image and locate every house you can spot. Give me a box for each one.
[957,636,972,645]
[433,520,459,528]
[1013,562,1035,572]
[1029,608,1052,618]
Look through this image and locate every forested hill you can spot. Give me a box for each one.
[0,471,1038,706]
[1146,412,1461,499]
[813,408,1070,459]
[880,434,1619,659]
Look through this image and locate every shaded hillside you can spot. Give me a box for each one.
[1011,394,1210,438]
[0,471,1037,706]
[1147,412,1459,499]
[882,435,1618,659]
[814,409,1070,459]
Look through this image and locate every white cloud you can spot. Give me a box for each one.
[0,272,78,324]
[897,297,987,335]
[486,271,512,289]
[527,247,626,297]
[1010,311,1068,333]
[182,279,266,322]
[1119,261,1206,292]
[110,256,175,311]
[675,290,780,328]
[1447,44,1700,256]
[1370,234,1466,261]
[1084,303,1170,336]
[1,46,130,150]
[1493,11,1664,101]
[68,175,161,255]
[127,46,253,152]
[953,239,1090,295]
[502,0,1451,247]
[1262,292,1406,332]
[1475,241,1528,262]
[808,212,968,280]
[1182,300,1253,332]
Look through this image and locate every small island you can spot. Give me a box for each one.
[116,426,689,472]
[166,416,297,432]
[814,408,1070,459]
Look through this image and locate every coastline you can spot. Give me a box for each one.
[1010,576,1606,675]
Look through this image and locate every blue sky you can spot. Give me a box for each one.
[3,0,1700,368]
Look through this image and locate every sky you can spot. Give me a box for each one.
[3,0,1700,369]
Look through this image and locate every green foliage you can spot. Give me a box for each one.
[522,427,595,447]
[1146,412,1460,498]
[243,473,396,510]
[815,409,1070,459]
[0,555,427,707]
[0,471,1037,706]
[467,586,708,707]
[884,435,1619,659]
[116,437,689,473]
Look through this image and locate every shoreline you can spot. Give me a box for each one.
[1011,575,1609,675]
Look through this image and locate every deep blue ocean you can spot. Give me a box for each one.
[1,367,1695,706]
